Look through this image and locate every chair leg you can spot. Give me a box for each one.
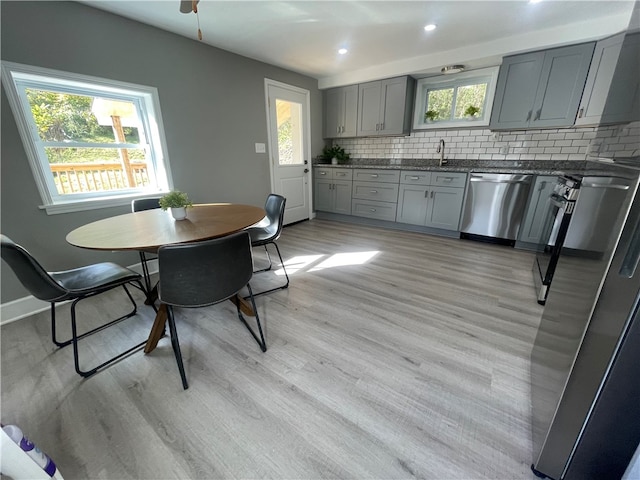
[236,284,267,352]
[166,305,189,390]
[69,282,148,378]
[249,241,290,298]
[51,302,72,348]
[253,245,274,273]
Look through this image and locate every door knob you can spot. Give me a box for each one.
[304,168,309,173]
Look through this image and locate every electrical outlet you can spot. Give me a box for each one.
[255,143,266,153]
[500,145,509,155]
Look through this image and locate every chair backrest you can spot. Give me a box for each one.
[158,231,254,308]
[262,194,286,241]
[0,235,68,302]
[131,197,161,212]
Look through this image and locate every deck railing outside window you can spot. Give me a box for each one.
[49,162,149,194]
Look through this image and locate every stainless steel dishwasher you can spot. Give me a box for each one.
[460,173,533,242]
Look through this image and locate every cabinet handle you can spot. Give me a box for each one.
[380,122,384,130]
[410,176,420,180]
[337,172,346,176]
[578,108,584,118]
[376,123,380,131]
[442,177,453,182]
[370,190,378,194]
[370,208,377,212]
[320,171,327,175]
[424,190,428,198]
[430,191,434,198]
[336,126,340,134]
[370,174,378,178]
[526,110,532,122]
[534,109,541,121]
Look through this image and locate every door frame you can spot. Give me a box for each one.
[264,78,313,222]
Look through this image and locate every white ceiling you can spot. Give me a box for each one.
[82,0,637,89]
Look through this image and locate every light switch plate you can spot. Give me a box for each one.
[255,143,266,153]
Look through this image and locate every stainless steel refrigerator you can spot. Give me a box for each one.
[530,160,640,480]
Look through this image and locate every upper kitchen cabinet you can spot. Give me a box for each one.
[357,76,415,136]
[324,85,358,138]
[490,42,595,130]
[575,32,640,126]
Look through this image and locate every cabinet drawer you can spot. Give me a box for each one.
[400,171,431,185]
[314,167,353,180]
[352,169,400,183]
[351,199,398,222]
[332,169,353,180]
[431,172,467,188]
[352,181,399,202]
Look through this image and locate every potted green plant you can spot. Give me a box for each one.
[425,110,439,122]
[464,105,480,119]
[159,190,193,220]
[322,144,350,165]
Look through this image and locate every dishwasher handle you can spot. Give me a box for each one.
[470,176,531,185]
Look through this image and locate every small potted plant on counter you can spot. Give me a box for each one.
[464,105,480,119]
[159,190,193,220]
[322,144,350,165]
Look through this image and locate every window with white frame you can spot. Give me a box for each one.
[413,67,499,130]
[1,62,173,214]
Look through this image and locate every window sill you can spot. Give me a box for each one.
[413,118,489,130]
[40,192,168,215]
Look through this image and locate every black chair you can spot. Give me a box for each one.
[131,197,162,294]
[0,235,147,378]
[246,194,289,297]
[157,231,266,390]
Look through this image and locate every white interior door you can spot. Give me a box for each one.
[265,79,311,225]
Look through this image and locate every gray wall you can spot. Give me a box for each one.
[1,1,323,303]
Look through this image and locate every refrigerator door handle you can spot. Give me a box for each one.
[619,215,640,278]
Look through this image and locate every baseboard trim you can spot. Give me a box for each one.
[0,259,158,326]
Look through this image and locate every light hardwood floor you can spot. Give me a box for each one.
[1,219,544,479]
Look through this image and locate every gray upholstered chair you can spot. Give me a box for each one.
[246,194,289,296]
[157,231,266,389]
[0,235,147,378]
[131,197,162,293]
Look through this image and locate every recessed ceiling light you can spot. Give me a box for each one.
[338,48,348,55]
[424,24,437,32]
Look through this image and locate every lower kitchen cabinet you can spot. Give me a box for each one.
[518,175,557,244]
[351,169,400,221]
[314,167,353,214]
[396,171,466,230]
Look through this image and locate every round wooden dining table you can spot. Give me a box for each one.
[66,203,266,353]
[66,203,266,252]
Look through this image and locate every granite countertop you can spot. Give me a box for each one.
[312,158,586,175]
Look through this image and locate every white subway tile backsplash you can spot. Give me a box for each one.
[336,122,638,162]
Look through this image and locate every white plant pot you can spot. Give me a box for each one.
[170,207,187,220]
[331,157,338,165]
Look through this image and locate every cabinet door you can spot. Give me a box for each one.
[342,85,359,137]
[333,180,353,215]
[518,175,556,243]
[379,77,408,134]
[324,88,342,138]
[490,51,545,129]
[532,43,595,128]
[315,178,333,212]
[425,187,465,231]
[601,33,640,124]
[357,81,382,136]
[396,184,429,225]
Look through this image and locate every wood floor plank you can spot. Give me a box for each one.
[1,219,543,479]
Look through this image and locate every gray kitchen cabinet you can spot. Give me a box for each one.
[575,32,640,126]
[396,171,466,230]
[518,175,557,244]
[351,168,400,221]
[357,76,414,136]
[490,42,595,129]
[314,167,353,214]
[324,85,358,138]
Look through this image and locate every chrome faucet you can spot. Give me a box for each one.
[437,138,447,166]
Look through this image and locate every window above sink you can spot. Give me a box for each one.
[412,66,499,130]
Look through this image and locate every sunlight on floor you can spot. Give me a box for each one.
[273,251,380,275]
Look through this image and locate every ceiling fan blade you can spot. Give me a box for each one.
[179,0,197,13]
